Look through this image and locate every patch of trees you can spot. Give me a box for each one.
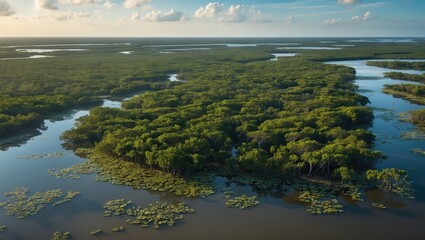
[384,72,425,83]
[382,84,425,105]
[62,60,383,181]
[367,61,425,71]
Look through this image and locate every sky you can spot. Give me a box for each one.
[0,0,424,37]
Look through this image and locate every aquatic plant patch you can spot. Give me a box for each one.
[226,195,260,210]
[101,199,194,229]
[51,231,70,240]
[104,199,132,217]
[17,152,64,160]
[0,187,79,219]
[0,225,6,233]
[90,229,102,235]
[411,148,425,156]
[126,202,194,229]
[50,154,215,198]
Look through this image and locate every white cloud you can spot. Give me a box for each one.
[324,18,342,25]
[67,0,96,6]
[34,11,90,20]
[143,9,184,22]
[35,0,58,10]
[143,4,152,11]
[124,0,149,9]
[338,0,361,5]
[103,1,115,9]
[220,5,245,23]
[249,8,271,23]
[131,11,140,20]
[0,0,14,16]
[194,2,224,18]
[351,11,374,21]
[284,16,295,26]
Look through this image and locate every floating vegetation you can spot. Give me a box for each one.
[101,199,194,229]
[298,191,344,215]
[112,226,125,232]
[400,131,425,140]
[53,191,80,206]
[372,203,387,209]
[411,148,425,156]
[225,195,260,210]
[126,202,194,229]
[90,229,102,235]
[220,190,237,199]
[291,180,345,215]
[0,187,78,219]
[341,184,363,201]
[0,225,6,233]
[104,199,132,217]
[50,154,215,198]
[17,151,64,159]
[51,231,70,240]
[48,161,98,179]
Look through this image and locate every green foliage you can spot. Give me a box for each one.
[367,61,425,71]
[90,229,102,235]
[62,60,382,182]
[103,199,132,217]
[410,109,425,129]
[299,191,344,215]
[366,168,414,198]
[51,231,70,240]
[126,202,194,229]
[411,148,425,156]
[53,191,80,206]
[383,84,425,105]
[111,226,125,232]
[49,154,215,198]
[0,225,6,233]
[384,72,425,83]
[0,187,79,219]
[225,195,260,209]
[101,198,194,229]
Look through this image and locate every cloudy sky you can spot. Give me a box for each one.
[0,0,424,37]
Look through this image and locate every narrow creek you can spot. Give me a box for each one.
[0,61,425,240]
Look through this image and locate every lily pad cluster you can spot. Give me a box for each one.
[0,187,79,219]
[372,203,387,209]
[51,231,70,240]
[17,151,64,160]
[341,184,363,201]
[103,199,132,217]
[298,191,344,215]
[126,202,194,229]
[48,161,98,179]
[112,226,125,232]
[225,195,260,210]
[292,181,344,215]
[411,148,425,156]
[50,154,215,198]
[400,131,425,140]
[53,191,80,206]
[102,199,194,229]
[90,229,102,235]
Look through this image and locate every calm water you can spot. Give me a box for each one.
[1,59,425,240]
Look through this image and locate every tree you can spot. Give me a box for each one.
[366,168,409,193]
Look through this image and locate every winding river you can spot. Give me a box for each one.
[0,60,425,240]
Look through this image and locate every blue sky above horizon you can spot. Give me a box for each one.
[0,0,424,37]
